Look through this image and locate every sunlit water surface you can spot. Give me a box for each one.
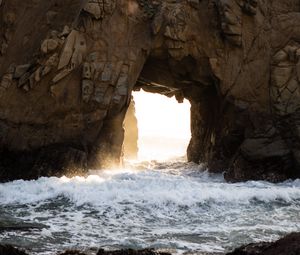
[0,159,300,254]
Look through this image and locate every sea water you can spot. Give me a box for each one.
[0,159,300,254]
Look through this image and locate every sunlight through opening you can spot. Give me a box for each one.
[129,91,191,161]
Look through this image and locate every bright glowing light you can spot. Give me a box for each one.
[59,169,138,183]
[89,168,138,177]
[133,91,191,160]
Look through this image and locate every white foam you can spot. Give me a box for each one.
[1,167,300,207]
[0,162,300,254]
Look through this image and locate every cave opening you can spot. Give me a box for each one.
[124,90,191,161]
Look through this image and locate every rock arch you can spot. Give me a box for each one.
[0,0,300,182]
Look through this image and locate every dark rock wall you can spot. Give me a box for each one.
[0,0,300,181]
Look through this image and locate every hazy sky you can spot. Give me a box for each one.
[132,91,191,160]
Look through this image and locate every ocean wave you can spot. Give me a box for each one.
[1,161,300,254]
[1,163,299,207]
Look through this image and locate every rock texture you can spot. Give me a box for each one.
[96,249,170,255]
[0,0,300,181]
[227,232,300,255]
[0,244,28,255]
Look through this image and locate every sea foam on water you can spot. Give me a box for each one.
[0,161,300,254]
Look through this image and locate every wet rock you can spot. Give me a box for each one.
[96,249,171,255]
[0,145,88,182]
[227,232,300,255]
[59,251,87,255]
[0,244,28,255]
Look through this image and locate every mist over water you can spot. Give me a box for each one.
[133,91,191,161]
[137,137,189,161]
[0,160,300,254]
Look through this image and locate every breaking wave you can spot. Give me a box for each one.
[0,159,300,254]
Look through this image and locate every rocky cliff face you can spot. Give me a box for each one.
[0,0,300,182]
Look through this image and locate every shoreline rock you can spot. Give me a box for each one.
[227,232,300,255]
[1,233,300,255]
[0,244,28,255]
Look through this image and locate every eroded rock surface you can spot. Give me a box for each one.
[0,0,300,181]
